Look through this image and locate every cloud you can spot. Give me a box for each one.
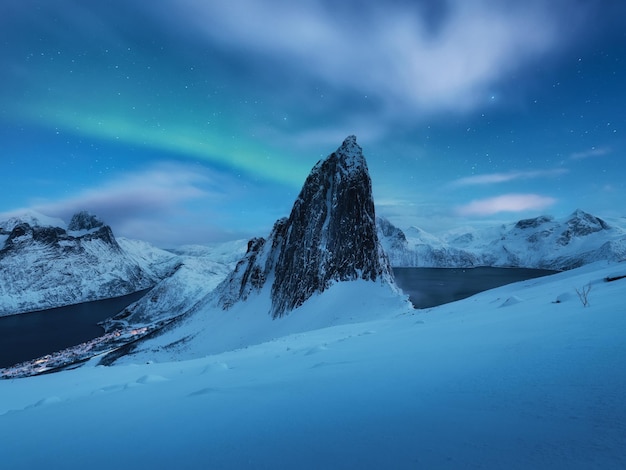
[450,169,568,187]
[1,162,246,246]
[569,147,611,160]
[160,0,577,116]
[31,162,211,223]
[456,193,556,216]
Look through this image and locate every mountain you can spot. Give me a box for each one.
[104,136,409,364]
[378,209,626,270]
[215,135,396,318]
[0,210,173,316]
[101,241,247,332]
[378,218,479,267]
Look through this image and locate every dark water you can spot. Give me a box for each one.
[0,289,149,368]
[392,267,558,309]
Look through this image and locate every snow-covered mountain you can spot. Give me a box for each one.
[214,135,396,318]
[105,136,409,364]
[101,241,247,333]
[0,210,175,316]
[379,209,626,270]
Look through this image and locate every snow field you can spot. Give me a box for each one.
[0,262,625,469]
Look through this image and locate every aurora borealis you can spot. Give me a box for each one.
[2,0,625,245]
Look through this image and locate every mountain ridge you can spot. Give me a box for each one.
[0,211,173,316]
[378,209,626,270]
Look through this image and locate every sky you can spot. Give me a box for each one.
[1,0,625,247]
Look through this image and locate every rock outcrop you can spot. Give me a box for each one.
[215,135,394,317]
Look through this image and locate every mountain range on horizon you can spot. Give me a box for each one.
[378,209,626,270]
[1,171,625,320]
[1,135,626,375]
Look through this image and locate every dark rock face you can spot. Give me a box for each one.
[272,135,390,316]
[2,223,68,253]
[515,215,553,230]
[68,211,104,231]
[217,219,287,310]
[216,135,393,317]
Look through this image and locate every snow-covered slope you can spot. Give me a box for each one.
[116,237,179,280]
[378,217,480,267]
[169,239,248,266]
[0,211,169,316]
[100,239,249,332]
[1,261,624,469]
[379,210,626,269]
[101,246,243,333]
[111,278,409,364]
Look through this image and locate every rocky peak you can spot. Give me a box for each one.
[68,211,104,232]
[216,135,394,318]
[332,134,365,172]
[0,211,120,257]
[1,222,67,252]
[566,209,610,233]
[514,215,554,230]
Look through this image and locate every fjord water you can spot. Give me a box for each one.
[0,289,149,368]
[0,268,557,369]
[393,267,558,309]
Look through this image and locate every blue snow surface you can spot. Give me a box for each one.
[1,262,625,469]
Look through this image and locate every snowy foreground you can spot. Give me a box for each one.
[1,262,625,469]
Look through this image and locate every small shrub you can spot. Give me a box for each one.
[575,284,591,307]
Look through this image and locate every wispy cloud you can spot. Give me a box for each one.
[159,0,578,116]
[1,162,246,246]
[456,193,556,216]
[569,146,611,160]
[450,168,568,187]
[31,163,211,222]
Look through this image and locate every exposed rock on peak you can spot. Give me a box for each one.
[68,211,104,232]
[328,135,365,172]
[514,215,554,230]
[566,209,610,233]
[272,135,391,316]
[216,218,287,311]
[215,135,394,318]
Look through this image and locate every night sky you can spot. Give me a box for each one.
[2,0,625,246]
